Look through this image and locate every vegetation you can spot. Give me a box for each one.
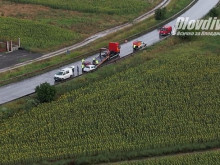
[0,34,220,164]
[176,24,198,40]
[113,150,220,165]
[155,8,167,20]
[209,7,219,17]
[35,82,56,103]
[7,0,154,15]
[0,17,79,51]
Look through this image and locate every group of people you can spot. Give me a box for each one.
[92,58,99,65]
[81,58,99,70]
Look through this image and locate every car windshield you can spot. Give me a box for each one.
[85,66,90,68]
[56,71,64,75]
[161,28,167,31]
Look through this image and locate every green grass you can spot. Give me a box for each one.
[111,150,220,165]
[0,35,220,165]
[0,0,192,85]
[0,17,80,52]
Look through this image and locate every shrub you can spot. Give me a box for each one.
[24,98,40,111]
[35,82,56,103]
[209,8,219,17]
[175,21,199,40]
[155,8,166,20]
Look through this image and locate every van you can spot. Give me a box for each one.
[54,66,74,81]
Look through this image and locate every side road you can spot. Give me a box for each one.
[102,148,220,165]
[0,0,170,73]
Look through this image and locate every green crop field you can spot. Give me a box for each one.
[113,150,220,165]
[0,17,79,52]
[0,0,162,52]
[0,35,220,164]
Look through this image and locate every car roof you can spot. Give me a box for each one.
[163,25,171,28]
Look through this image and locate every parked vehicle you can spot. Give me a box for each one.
[133,41,147,51]
[99,48,110,58]
[80,42,120,73]
[54,66,74,81]
[108,42,120,58]
[159,26,172,36]
[83,65,96,72]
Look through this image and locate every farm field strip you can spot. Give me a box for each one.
[0,35,220,164]
[106,149,220,165]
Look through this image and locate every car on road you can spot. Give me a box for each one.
[133,41,147,51]
[83,65,96,72]
[54,66,74,81]
[159,26,172,36]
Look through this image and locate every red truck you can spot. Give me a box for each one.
[97,42,120,67]
[108,42,120,58]
[159,26,172,36]
[100,42,120,59]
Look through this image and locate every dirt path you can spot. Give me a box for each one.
[101,148,220,165]
[0,0,170,73]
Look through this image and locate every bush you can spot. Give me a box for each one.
[0,107,15,120]
[155,8,166,20]
[209,8,219,17]
[35,82,56,103]
[175,21,199,40]
[25,99,40,111]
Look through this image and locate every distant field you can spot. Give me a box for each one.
[0,0,161,52]
[113,150,220,165]
[0,35,219,164]
[6,0,156,15]
[0,17,79,52]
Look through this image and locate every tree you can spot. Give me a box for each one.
[155,8,166,20]
[209,8,219,17]
[35,82,56,103]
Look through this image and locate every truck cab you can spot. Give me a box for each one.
[54,66,74,81]
[159,26,172,36]
[108,42,120,59]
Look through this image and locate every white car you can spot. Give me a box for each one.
[83,65,96,72]
[54,66,74,81]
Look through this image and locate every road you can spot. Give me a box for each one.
[0,0,219,105]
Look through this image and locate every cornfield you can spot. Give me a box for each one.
[0,17,79,51]
[0,39,220,164]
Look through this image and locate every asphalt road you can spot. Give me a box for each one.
[0,50,41,69]
[0,0,219,105]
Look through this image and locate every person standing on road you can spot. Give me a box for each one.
[95,59,99,65]
[77,65,79,75]
[81,59,85,73]
[81,64,85,72]
[93,58,96,65]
